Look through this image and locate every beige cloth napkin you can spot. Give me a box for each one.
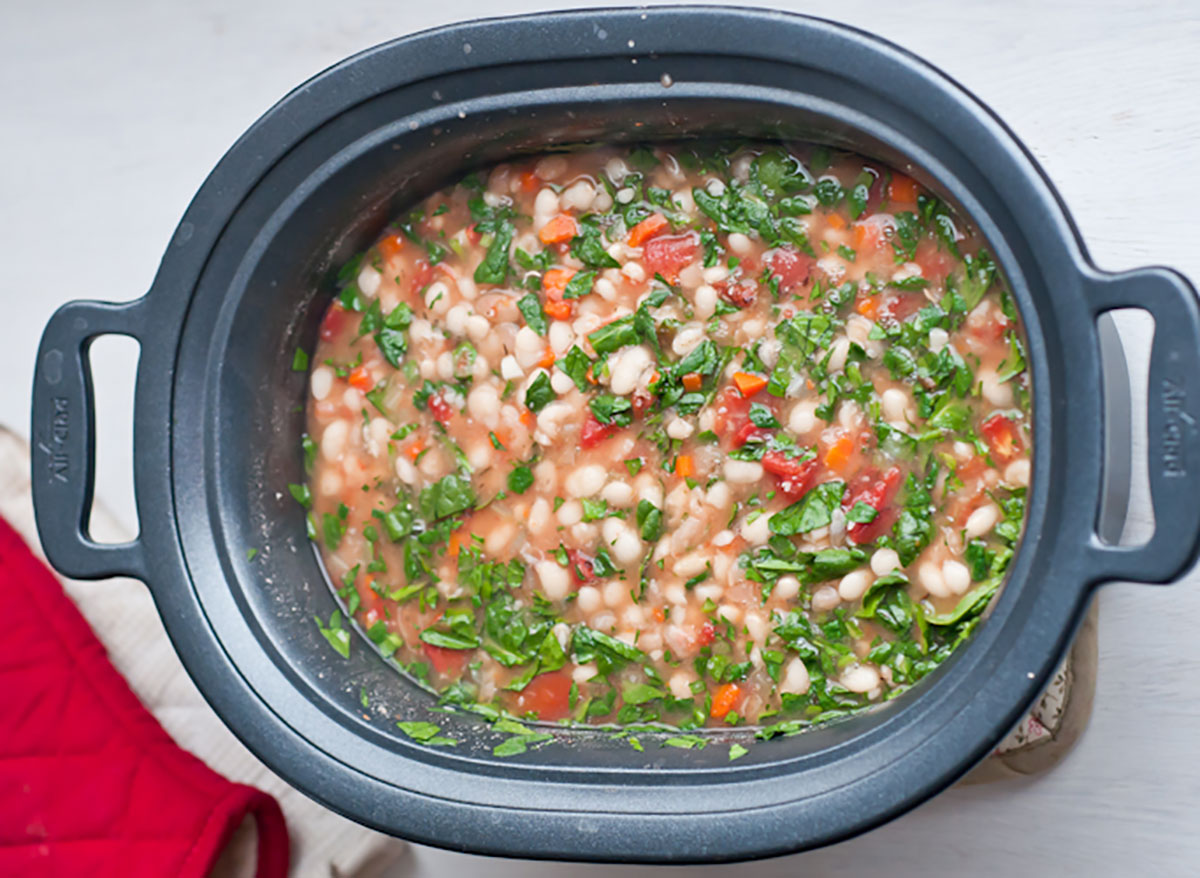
[0,428,408,878]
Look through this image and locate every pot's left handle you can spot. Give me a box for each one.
[1086,267,1200,585]
[31,298,148,581]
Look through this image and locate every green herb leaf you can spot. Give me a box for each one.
[524,372,556,413]
[518,293,548,335]
[563,269,597,300]
[508,465,534,494]
[769,481,845,535]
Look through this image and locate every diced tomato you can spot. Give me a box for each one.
[518,169,540,192]
[465,224,482,245]
[423,642,469,679]
[981,413,1021,462]
[879,291,925,325]
[642,232,699,284]
[580,412,618,448]
[764,246,815,293]
[713,385,753,436]
[718,278,758,309]
[428,393,454,426]
[844,466,904,544]
[710,682,743,719]
[567,549,597,585]
[732,420,771,448]
[697,621,716,647]
[411,259,434,297]
[347,366,373,391]
[542,267,576,301]
[913,241,954,285]
[319,304,349,341]
[514,672,573,721]
[762,453,818,499]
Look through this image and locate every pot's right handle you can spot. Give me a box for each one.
[1086,267,1200,584]
[31,298,148,581]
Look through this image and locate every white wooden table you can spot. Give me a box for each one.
[2,1,1197,874]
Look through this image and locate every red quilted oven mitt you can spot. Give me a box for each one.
[0,517,289,877]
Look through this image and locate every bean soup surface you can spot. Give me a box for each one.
[301,143,1030,734]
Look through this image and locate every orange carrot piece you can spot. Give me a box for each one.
[537,347,556,369]
[732,372,768,398]
[377,233,404,262]
[538,214,579,246]
[542,267,577,301]
[405,440,425,461]
[348,366,372,391]
[519,409,535,428]
[826,212,847,230]
[855,294,879,318]
[519,169,540,192]
[544,299,573,321]
[888,174,920,204]
[446,530,466,558]
[675,455,695,479]
[627,212,669,247]
[710,682,742,719]
[824,434,854,472]
[681,372,703,392]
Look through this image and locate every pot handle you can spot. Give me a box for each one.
[1086,267,1200,584]
[30,298,148,581]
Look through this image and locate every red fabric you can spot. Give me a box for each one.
[0,517,289,877]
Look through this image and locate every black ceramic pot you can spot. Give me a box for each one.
[30,7,1200,863]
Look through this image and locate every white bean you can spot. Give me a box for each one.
[745,612,769,644]
[445,304,469,336]
[965,504,1000,539]
[603,580,626,607]
[774,575,801,601]
[1004,458,1031,487]
[717,604,742,625]
[556,499,583,526]
[321,420,349,461]
[424,281,451,315]
[671,323,706,357]
[724,460,764,484]
[357,265,382,298]
[515,325,545,369]
[601,481,634,507]
[535,155,568,180]
[466,314,490,342]
[838,569,873,602]
[485,521,515,556]
[536,560,570,600]
[394,456,417,485]
[500,355,523,381]
[694,284,718,320]
[560,180,596,211]
[812,585,841,612]
[870,548,901,577]
[780,657,811,695]
[565,464,607,497]
[928,327,949,354]
[727,232,753,255]
[611,530,643,564]
[550,370,575,394]
[466,384,500,426]
[739,513,772,546]
[942,560,971,595]
[841,664,881,693]
[980,370,1013,407]
[310,366,333,401]
[548,321,575,355]
[318,469,342,497]
[666,417,694,440]
[528,498,552,535]
[577,585,602,613]
[621,261,646,282]
[788,400,818,435]
[609,345,655,395]
[881,388,909,422]
[573,663,599,684]
[827,337,851,374]
[918,561,951,598]
[534,187,560,216]
[668,672,693,700]
[694,582,724,603]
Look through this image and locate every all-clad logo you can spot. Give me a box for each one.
[1161,378,1190,478]
[38,397,70,483]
